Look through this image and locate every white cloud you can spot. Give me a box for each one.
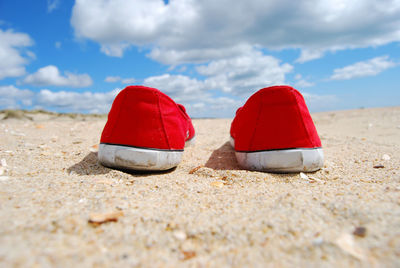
[142,73,249,117]
[121,78,136,84]
[21,65,93,87]
[100,43,131,58]
[143,48,294,114]
[142,49,295,115]
[0,29,34,79]
[302,92,338,112]
[148,44,255,65]
[143,74,206,103]
[36,88,120,114]
[295,80,315,88]
[105,76,136,84]
[0,85,120,114]
[0,83,336,117]
[294,74,315,88]
[105,76,120,83]
[0,85,34,109]
[185,96,244,118]
[296,49,325,64]
[330,55,397,80]
[71,0,400,63]
[55,41,62,49]
[198,49,293,95]
[47,0,61,13]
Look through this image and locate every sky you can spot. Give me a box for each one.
[0,0,399,118]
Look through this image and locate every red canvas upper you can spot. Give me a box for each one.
[100,85,195,150]
[230,85,321,152]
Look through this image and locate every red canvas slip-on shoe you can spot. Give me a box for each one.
[98,85,195,171]
[230,85,323,173]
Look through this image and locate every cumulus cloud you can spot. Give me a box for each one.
[140,64,335,116]
[0,83,336,117]
[294,74,315,88]
[148,44,255,65]
[142,73,245,117]
[140,48,294,115]
[121,78,136,84]
[296,49,325,64]
[21,65,93,87]
[302,92,338,112]
[105,76,136,84]
[36,88,120,114]
[104,76,120,83]
[198,49,293,95]
[0,85,34,109]
[143,74,206,103]
[185,96,244,118]
[0,85,120,114]
[330,55,397,80]
[47,0,61,13]
[0,29,34,80]
[71,0,400,63]
[142,50,295,116]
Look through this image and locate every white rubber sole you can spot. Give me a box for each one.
[98,144,183,171]
[230,137,324,173]
[98,138,194,171]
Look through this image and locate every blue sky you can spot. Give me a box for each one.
[0,0,399,117]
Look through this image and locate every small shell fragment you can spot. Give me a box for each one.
[300,172,309,180]
[0,176,9,181]
[182,250,196,260]
[211,181,224,188]
[373,164,384,169]
[300,172,323,183]
[336,233,366,260]
[353,226,367,238]
[189,166,203,174]
[173,230,187,241]
[88,211,124,225]
[1,158,7,167]
[312,237,324,246]
[90,144,99,152]
[382,154,391,161]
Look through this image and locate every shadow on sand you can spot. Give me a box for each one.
[67,152,176,177]
[205,141,241,170]
[67,152,109,175]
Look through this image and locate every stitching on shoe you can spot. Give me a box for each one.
[235,147,322,153]
[293,90,314,147]
[108,88,127,139]
[177,103,191,141]
[248,92,263,151]
[156,91,171,149]
[100,142,184,152]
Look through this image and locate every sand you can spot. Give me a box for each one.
[0,107,399,267]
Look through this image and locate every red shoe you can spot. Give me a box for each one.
[230,85,323,173]
[98,85,195,171]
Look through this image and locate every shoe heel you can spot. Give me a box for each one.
[98,144,183,171]
[235,148,324,173]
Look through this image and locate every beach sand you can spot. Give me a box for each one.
[0,107,399,267]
